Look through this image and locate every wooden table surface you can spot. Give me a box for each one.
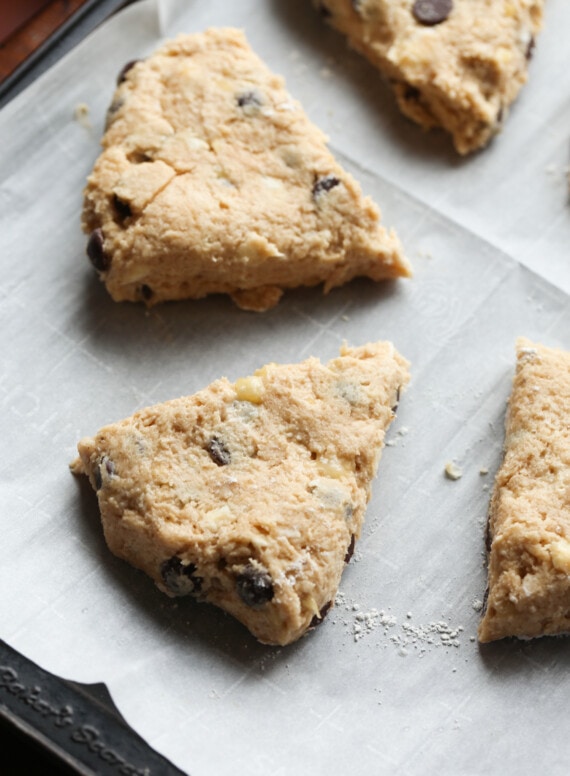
[0,0,89,85]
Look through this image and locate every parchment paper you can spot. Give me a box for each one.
[1,1,570,774]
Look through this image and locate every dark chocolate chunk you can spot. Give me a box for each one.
[412,0,453,26]
[86,228,110,273]
[309,601,333,629]
[112,194,132,221]
[160,556,203,596]
[237,90,263,109]
[94,456,115,491]
[105,97,124,128]
[525,35,535,61]
[391,385,401,414]
[317,2,332,18]
[140,284,153,301]
[403,84,421,102]
[236,565,274,607]
[312,175,341,199]
[117,59,141,86]
[206,436,231,466]
[344,534,356,564]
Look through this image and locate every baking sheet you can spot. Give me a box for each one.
[1,1,570,774]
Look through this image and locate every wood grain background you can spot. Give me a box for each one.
[0,0,88,83]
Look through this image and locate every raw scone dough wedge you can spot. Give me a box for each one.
[313,0,544,154]
[83,28,410,312]
[479,339,570,642]
[72,342,410,646]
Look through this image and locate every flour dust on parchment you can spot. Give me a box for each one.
[331,592,464,656]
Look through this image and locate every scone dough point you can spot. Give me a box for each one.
[479,339,570,643]
[72,342,410,646]
[83,28,410,311]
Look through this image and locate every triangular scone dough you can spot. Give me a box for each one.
[82,28,410,312]
[479,339,570,643]
[314,1,544,154]
[72,342,410,645]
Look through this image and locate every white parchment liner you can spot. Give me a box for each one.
[1,1,570,773]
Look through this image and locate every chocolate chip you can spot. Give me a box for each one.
[107,97,124,115]
[525,35,535,61]
[206,436,231,466]
[309,601,333,629]
[112,194,131,221]
[236,91,263,109]
[317,2,332,18]
[392,385,401,414]
[312,175,340,199]
[86,228,110,273]
[412,0,453,26]
[403,84,421,102]
[94,456,115,490]
[160,556,203,596]
[236,565,274,607]
[140,284,153,302]
[117,59,141,86]
[344,534,356,564]
[105,97,124,128]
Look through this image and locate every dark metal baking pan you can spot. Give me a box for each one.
[0,0,135,109]
[0,638,189,775]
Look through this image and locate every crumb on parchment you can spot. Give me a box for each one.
[444,461,463,481]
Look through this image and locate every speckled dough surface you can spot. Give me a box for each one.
[479,339,570,642]
[72,342,410,645]
[82,28,410,311]
[314,0,544,154]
